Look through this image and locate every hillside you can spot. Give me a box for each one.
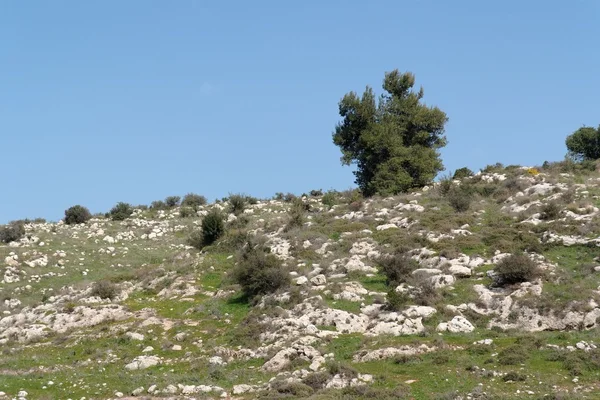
[3,162,600,399]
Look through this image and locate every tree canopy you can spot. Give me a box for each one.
[332,70,448,196]
[565,125,600,161]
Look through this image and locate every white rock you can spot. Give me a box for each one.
[125,355,160,370]
[295,276,309,285]
[125,332,144,341]
[103,235,116,244]
[402,306,437,319]
[310,274,327,285]
[437,316,475,333]
[344,255,377,274]
[448,265,472,277]
[233,384,253,395]
[209,356,226,366]
[376,224,398,231]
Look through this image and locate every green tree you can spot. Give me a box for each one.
[565,125,600,161]
[333,70,448,196]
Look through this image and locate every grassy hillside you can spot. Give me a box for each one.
[2,162,600,399]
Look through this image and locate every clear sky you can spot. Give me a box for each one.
[1,1,598,223]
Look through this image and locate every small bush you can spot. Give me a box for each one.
[64,205,92,225]
[437,174,454,196]
[309,189,323,197]
[90,280,118,300]
[447,187,472,212]
[482,162,504,173]
[453,167,474,180]
[271,381,313,397]
[150,200,166,210]
[540,202,561,220]
[322,191,337,208]
[229,313,265,347]
[413,280,441,307]
[0,221,25,244]
[325,360,358,378]
[286,198,307,230]
[165,196,181,207]
[502,371,527,382]
[378,252,418,286]
[495,254,540,285]
[199,209,225,247]
[348,200,363,211]
[232,238,290,300]
[302,372,330,390]
[181,193,207,210]
[109,202,133,221]
[228,193,246,215]
[498,344,529,365]
[386,288,410,311]
[552,348,600,376]
[283,193,297,202]
[179,207,195,218]
[341,386,410,400]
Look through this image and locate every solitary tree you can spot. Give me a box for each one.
[565,125,600,161]
[333,70,448,196]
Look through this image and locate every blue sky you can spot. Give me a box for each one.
[1,1,598,223]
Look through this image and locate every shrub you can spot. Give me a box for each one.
[232,238,290,300]
[482,162,504,173]
[302,371,330,390]
[200,209,225,246]
[552,348,600,376]
[503,371,527,382]
[447,187,472,212]
[325,360,358,378]
[164,196,181,207]
[348,200,363,212]
[271,381,313,397]
[228,193,246,215]
[150,200,166,210]
[0,221,25,244]
[321,191,337,208]
[309,189,323,197]
[495,254,539,285]
[436,174,454,197]
[181,193,207,210]
[378,251,418,286]
[64,205,92,225]
[453,167,474,180]
[283,193,297,202]
[90,280,118,300]
[386,288,410,311]
[341,386,410,400]
[109,202,133,221]
[540,202,561,220]
[286,198,307,230]
[498,344,529,365]
[413,280,441,307]
[179,207,195,218]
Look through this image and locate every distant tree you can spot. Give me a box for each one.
[453,167,474,180]
[164,196,181,208]
[565,125,600,161]
[332,70,448,196]
[109,202,133,221]
[64,205,92,225]
[181,193,207,210]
